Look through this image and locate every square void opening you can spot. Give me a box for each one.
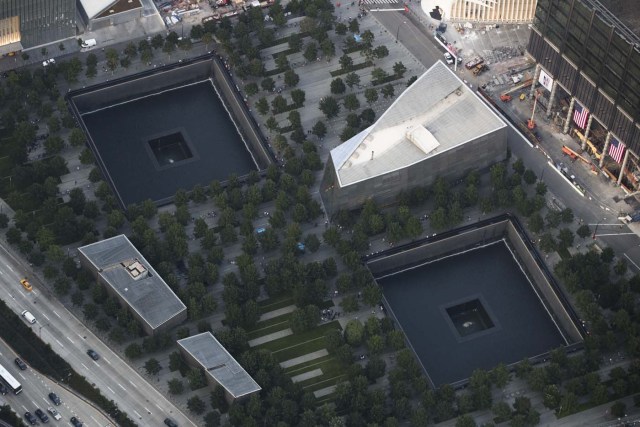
[148,132,193,167]
[446,298,495,337]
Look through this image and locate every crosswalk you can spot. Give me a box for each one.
[359,0,403,5]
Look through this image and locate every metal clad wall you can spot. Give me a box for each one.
[593,90,615,126]
[573,74,596,107]
[0,0,75,48]
[557,58,578,92]
[611,108,634,144]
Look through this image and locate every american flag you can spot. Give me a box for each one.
[608,137,626,163]
[573,103,589,129]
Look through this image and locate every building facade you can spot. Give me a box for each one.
[321,62,508,215]
[0,0,76,53]
[527,0,640,190]
[422,0,538,24]
[77,0,142,32]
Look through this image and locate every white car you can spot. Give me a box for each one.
[42,58,55,67]
[47,407,62,421]
[444,52,462,65]
[444,52,454,64]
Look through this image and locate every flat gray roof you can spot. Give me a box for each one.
[78,235,186,330]
[331,61,506,187]
[178,332,261,399]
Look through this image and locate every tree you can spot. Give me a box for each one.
[271,95,288,114]
[320,39,335,57]
[303,42,318,62]
[610,401,626,418]
[124,343,143,359]
[365,88,378,104]
[540,233,557,253]
[343,93,360,111]
[187,395,206,414]
[374,45,389,59]
[455,414,477,427]
[381,83,395,98]
[168,378,184,395]
[345,72,361,90]
[577,224,591,238]
[312,120,327,138]
[284,69,299,87]
[344,319,365,346]
[289,33,302,51]
[291,89,306,107]
[348,18,360,33]
[339,54,354,71]
[144,358,161,375]
[557,228,574,249]
[393,61,407,77]
[319,97,340,118]
[330,77,346,95]
[528,213,544,233]
[255,97,269,115]
[204,411,221,427]
[261,77,275,92]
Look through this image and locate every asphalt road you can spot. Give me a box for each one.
[0,338,113,427]
[0,242,196,427]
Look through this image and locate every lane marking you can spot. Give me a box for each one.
[53,310,61,318]
[93,361,100,368]
[31,400,37,407]
[81,363,89,370]
[154,403,162,410]
[107,386,115,394]
[19,373,25,380]
[67,336,75,344]
[144,406,152,414]
[103,356,111,365]
[624,253,640,272]
[117,383,126,391]
[133,410,142,418]
[54,339,64,348]
[129,380,138,389]
[41,313,50,321]
[7,265,13,272]
[91,416,99,424]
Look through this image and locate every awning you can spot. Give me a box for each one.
[0,41,23,56]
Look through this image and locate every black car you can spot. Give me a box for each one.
[15,357,27,370]
[48,392,61,405]
[0,382,7,395]
[34,408,49,423]
[70,416,83,427]
[86,349,100,361]
[24,412,37,425]
[164,418,178,427]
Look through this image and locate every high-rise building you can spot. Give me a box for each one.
[527,0,640,190]
[0,0,76,54]
[422,0,538,24]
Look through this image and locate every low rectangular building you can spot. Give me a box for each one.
[78,234,187,336]
[177,332,261,403]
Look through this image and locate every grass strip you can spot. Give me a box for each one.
[258,295,294,313]
[247,321,291,340]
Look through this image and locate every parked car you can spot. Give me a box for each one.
[24,412,37,425]
[49,392,61,405]
[164,418,178,427]
[47,407,62,421]
[34,408,49,423]
[86,349,100,360]
[15,358,27,370]
[70,416,83,427]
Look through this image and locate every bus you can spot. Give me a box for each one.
[0,363,22,394]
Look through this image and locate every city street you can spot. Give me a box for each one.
[0,242,196,426]
[0,338,112,427]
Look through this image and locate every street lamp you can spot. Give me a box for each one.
[396,23,400,43]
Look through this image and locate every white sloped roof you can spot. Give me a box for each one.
[331,61,507,187]
[79,0,116,19]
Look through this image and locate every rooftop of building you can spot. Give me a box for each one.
[177,332,261,399]
[330,61,506,187]
[78,235,186,330]
[78,0,142,20]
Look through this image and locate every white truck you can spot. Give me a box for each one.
[81,38,97,48]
